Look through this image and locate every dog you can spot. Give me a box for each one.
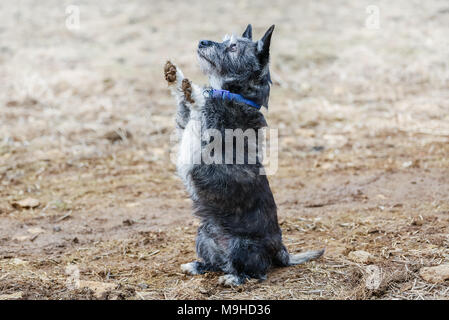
[164,24,324,286]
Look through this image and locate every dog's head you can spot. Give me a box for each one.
[197,25,275,107]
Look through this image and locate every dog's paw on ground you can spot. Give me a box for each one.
[181,262,201,275]
[181,78,195,104]
[218,274,243,287]
[164,61,177,83]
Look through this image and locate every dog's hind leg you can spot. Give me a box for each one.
[218,238,271,286]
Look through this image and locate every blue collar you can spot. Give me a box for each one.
[205,89,262,110]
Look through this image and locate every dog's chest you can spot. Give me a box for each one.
[177,111,202,196]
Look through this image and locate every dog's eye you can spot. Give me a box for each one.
[229,43,237,52]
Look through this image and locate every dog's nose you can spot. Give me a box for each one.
[199,40,212,48]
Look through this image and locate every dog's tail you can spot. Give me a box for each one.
[288,248,325,265]
[275,247,325,267]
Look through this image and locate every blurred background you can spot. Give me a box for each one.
[0,0,448,300]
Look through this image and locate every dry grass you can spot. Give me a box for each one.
[1,0,449,299]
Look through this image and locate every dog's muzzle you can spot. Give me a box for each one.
[198,40,213,49]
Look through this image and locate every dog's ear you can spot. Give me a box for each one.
[242,24,252,40]
[257,25,275,65]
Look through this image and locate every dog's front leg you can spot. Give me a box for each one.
[164,61,205,130]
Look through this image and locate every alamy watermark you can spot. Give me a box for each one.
[365,5,380,30]
[170,122,279,175]
[65,5,80,31]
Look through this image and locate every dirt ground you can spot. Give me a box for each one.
[1,0,449,300]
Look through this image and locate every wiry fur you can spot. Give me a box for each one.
[164,24,324,286]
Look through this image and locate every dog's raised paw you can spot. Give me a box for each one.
[181,262,201,275]
[181,78,195,104]
[218,274,243,287]
[164,61,177,83]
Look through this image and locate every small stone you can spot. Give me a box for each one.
[27,227,45,234]
[137,283,149,289]
[419,265,449,283]
[122,219,135,226]
[104,129,132,143]
[348,250,374,264]
[78,281,117,299]
[11,198,40,209]
[402,161,413,168]
[402,160,420,168]
[11,258,28,265]
[13,235,30,242]
[135,291,156,299]
[0,292,23,300]
[6,101,19,107]
[126,202,140,208]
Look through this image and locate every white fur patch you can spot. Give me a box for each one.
[257,40,263,52]
[189,83,205,110]
[181,262,200,275]
[208,75,222,89]
[218,274,242,286]
[177,110,202,199]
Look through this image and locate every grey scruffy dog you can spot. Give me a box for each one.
[164,24,324,286]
